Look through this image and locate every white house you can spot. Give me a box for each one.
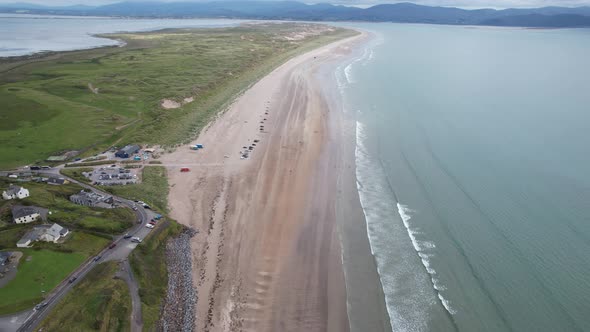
[16,223,69,247]
[2,185,30,200]
[11,205,40,224]
[39,224,68,243]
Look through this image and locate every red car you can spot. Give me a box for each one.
[180,167,190,172]
[108,243,117,249]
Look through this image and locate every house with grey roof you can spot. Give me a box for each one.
[2,185,30,200]
[39,224,68,243]
[115,145,140,158]
[11,205,41,224]
[16,223,69,247]
[70,190,114,208]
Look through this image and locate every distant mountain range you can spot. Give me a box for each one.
[2,1,590,28]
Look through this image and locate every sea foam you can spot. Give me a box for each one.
[397,203,457,316]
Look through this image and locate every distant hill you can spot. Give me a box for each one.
[2,1,590,28]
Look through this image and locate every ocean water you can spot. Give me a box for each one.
[0,14,242,57]
[337,24,590,332]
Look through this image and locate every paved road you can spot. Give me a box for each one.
[0,168,158,332]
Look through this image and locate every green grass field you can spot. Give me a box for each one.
[0,249,83,314]
[0,225,28,249]
[37,261,131,332]
[0,24,357,169]
[59,167,93,183]
[0,232,109,314]
[104,166,169,212]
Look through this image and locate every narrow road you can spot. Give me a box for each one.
[117,260,143,332]
[0,168,154,332]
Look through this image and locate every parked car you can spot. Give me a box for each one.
[123,234,132,239]
[155,214,162,220]
[131,237,142,243]
[108,243,117,249]
[93,255,102,262]
[180,167,190,172]
[30,166,40,170]
[143,204,151,210]
[146,224,154,229]
[68,276,78,284]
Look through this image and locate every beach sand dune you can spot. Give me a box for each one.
[163,33,365,332]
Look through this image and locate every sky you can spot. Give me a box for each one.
[1,0,590,9]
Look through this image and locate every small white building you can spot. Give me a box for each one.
[2,185,30,200]
[12,205,40,224]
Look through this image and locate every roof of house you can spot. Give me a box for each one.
[117,145,140,155]
[4,185,23,196]
[47,223,64,239]
[12,205,40,219]
[17,228,43,245]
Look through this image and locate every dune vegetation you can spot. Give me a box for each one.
[0,23,356,169]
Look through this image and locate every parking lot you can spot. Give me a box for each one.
[85,166,140,186]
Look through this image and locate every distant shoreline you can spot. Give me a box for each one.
[3,2,590,29]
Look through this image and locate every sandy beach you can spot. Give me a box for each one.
[163,30,388,332]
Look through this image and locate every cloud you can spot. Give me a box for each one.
[1,0,590,9]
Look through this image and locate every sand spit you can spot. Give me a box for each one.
[164,31,368,332]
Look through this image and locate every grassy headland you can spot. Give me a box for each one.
[0,23,356,169]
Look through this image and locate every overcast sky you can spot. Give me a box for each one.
[2,0,590,9]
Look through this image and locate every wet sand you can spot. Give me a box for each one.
[164,30,390,332]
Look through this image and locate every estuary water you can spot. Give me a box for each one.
[337,23,590,332]
[0,14,242,57]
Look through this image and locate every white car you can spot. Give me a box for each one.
[145,224,154,229]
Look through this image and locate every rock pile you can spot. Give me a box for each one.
[160,228,198,331]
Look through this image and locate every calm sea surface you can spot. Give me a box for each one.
[337,23,590,332]
[0,14,242,57]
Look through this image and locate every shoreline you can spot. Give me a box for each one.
[164,29,391,331]
[316,37,394,332]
